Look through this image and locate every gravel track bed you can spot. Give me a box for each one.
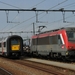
[0,58,58,75]
[24,58,75,75]
[0,57,75,75]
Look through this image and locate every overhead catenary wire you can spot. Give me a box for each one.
[0,0,74,34]
[57,1,75,9]
[0,0,68,24]
[0,0,47,32]
[30,0,46,8]
[9,0,46,23]
[43,14,75,27]
[32,0,68,23]
[0,1,20,8]
[0,0,46,9]
[36,0,69,21]
[3,1,71,31]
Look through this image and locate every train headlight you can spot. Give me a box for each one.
[66,52,68,55]
[61,45,65,49]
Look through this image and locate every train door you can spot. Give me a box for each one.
[49,35,58,52]
[49,34,64,51]
[49,34,65,58]
[57,34,63,51]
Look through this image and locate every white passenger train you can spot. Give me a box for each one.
[0,35,23,58]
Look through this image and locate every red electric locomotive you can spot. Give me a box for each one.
[31,27,75,61]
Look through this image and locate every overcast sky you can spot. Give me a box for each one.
[0,0,75,38]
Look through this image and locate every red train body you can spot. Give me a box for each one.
[31,27,75,60]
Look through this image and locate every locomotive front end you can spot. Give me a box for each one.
[7,35,23,58]
[65,28,75,60]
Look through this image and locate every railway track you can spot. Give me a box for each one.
[0,67,12,75]
[0,57,65,75]
[15,59,65,75]
[0,57,75,75]
[19,58,75,75]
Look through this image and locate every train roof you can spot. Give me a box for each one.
[39,27,75,34]
[0,35,22,42]
[32,27,75,39]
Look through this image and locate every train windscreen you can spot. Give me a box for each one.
[11,39,20,50]
[66,31,75,42]
[11,39,20,45]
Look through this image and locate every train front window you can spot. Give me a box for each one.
[11,39,20,45]
[67,31,75,42]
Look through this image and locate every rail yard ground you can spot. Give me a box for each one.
[25,58,75,70]
[0,57,75,75]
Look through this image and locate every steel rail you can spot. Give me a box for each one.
[0,67,12,75]
[15,60,65,75]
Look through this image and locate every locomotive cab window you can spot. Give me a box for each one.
[49,36,58,44]
[11,39,20,45]
[10,39,20,51]
[49,35,62,44]
[66,31,75,42]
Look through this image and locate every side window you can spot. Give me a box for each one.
[49,35,58,44]
[32,36,50,45]
[49,35,62,44]
[38,37,49,45]
[32,39,36,45]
